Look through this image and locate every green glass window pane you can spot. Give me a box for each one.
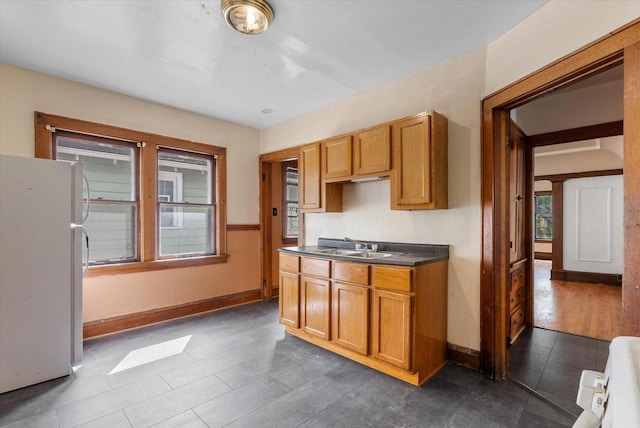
[158,151,211,204]
[56,137,135,201]
[85,203,137,264]
[159,206,213,257]
[535,194,553,240]
[286,203,298,236]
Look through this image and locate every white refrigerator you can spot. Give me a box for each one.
[0,155,86,394]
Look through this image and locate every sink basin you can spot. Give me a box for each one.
[314,249,362,256]
[311,249,398,259]
[356,252,395,259]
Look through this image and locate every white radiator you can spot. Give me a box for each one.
[574,336,640,427]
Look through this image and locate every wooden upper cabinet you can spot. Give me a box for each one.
[300,142,343,213]
[300,142,321,210]
[322,136,352,180]
[391,111,448,210]
[354,125,391,176]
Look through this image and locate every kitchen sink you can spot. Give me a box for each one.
[311,248,398,259]
[314,249,362,256]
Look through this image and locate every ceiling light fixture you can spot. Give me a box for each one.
[221,0,274,35]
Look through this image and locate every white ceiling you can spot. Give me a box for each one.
[0,0,549,129]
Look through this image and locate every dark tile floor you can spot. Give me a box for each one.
[510,327,609,418]
[1,301,576,428]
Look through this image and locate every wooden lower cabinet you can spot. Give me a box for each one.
[332,282,369,355]
[372,289,412,370]
[279,252,448,386]
[279,271,299,328]
[300,275,331,339]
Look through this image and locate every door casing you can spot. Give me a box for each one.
[259,147,301,300]
[480,20,640,379]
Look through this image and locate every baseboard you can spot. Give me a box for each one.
[551,269,621,286]
[83,289,262,338]
[534,252,552,260]
[447,343,480,371]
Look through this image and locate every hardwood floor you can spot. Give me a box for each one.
[533,260,622,341]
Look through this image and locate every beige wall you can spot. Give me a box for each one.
[484,0,640,96]
[260,1,638,351]
[262,48,486,350]
[0,62,262,322]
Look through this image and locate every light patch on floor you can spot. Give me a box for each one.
[109,335,192,375]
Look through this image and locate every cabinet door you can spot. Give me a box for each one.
[279,271,299,328]
[509,121,526,263]
[332,282,369,354]
[391,115,432,208]
[322,136,352,179]
[300,142,321,209]
[301,275,331,339]
[372,289,412,370]
[354,125,391,175]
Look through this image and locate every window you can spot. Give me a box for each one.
[157,149,214,257]
[55,131,139,264]
[282,161,298,239]
[36,112,227,275]
[535,192,552,241]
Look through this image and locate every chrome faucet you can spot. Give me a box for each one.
[344,237,377,252]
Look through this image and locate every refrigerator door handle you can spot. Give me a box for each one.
[71,224,90,277]
[82,226,89,277]
[81,172,90,225]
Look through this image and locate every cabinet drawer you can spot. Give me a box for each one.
[509,267,525,314]
[510,307,525,339]
[373,266,412,292]
[280,253,299,273]
[301,257,331,278]
[333,262,369,285]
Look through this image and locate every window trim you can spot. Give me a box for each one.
[35,111,228,276]
[534,191,552,243]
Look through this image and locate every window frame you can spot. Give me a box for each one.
[534,191,553,242]
[281,160,299,243]
[35,111,228,277]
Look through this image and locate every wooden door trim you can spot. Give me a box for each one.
[481,19,640,379]
[528,120,623,147]
[259,147,301,300]
[623,40,640,335]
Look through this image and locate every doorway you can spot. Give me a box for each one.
[259,148,301,300]
[509,63,625,342]
[480,22,640,380]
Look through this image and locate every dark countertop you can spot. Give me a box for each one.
[278,238,449,267]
